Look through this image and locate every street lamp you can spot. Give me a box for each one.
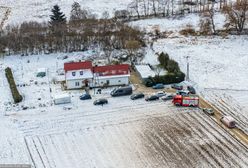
[184,56,190,81]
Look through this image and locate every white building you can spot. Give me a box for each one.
[64,61,93,89]
[94,64,130,87]
[64,61,130,89]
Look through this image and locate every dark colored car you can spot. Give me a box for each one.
[152,83,164,89]
[202,108,214,115]
[187,86,196,94]
[145,95,159,101]
[130,93,145,100]
[79,94,92,100]
[110,86,133,97]
[161,94,174,101]
[171,83,183,90]
[93,98,108,105]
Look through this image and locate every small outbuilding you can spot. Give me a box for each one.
[53,93,71,105]
[134,64,156,82]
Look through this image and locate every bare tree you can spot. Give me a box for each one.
[154,65,164,77]
[158,0,169,17]
[223,0,248,34]
[200,2,217,35]
[128,0,141,18]
[125,40,141,63]
[151,0,158,16]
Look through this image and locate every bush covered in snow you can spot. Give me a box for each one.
[5,67,23,103]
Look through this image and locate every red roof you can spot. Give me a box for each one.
[94,64,129,76]
[64,61,93,72]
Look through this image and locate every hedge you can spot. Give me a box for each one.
[5,67,23,103]
[144,72,185,86]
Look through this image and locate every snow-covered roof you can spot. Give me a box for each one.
[66,69,93,80]
[53,93,70,99]
[37,68,46,73]
[135,65,156,79]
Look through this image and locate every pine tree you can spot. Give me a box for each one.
[49,5,66,34]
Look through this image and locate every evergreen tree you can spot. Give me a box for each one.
[158,52,169,69]
[49,5,66,34]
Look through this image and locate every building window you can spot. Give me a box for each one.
[80,71,83,75]
[72,72,76,76]
[75,82,80,86]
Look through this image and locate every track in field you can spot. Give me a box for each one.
[202,89,248,133]
[23,102,248,168]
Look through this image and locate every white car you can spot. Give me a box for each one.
[155,91,166,97]
[161,94,175,101]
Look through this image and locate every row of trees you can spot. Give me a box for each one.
[199,0,248,35]
[126,0,233,18]
[0,3,144,56]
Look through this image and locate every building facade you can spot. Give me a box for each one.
[64,61,130,89]
[64,61,93,89]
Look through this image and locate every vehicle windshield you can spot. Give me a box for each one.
[111,88,117,94]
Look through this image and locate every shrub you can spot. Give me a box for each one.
[179,24,196,36]
[5,67,23,103]
[152,72,185,84]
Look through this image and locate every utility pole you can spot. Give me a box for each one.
[185,56,190,81]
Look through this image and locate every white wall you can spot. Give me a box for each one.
[94,76,129,87]
[66,78,93,89]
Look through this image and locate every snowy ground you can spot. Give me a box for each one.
[130,13,226,34]
[0,0,132,26]
[20,103,248,168]
[1,53,248,166]
[140,35,248,132]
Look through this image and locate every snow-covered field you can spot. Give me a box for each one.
[131,13,226,33]
[0,0,132,26]
[141,35,248,132]
[1,53,248,166]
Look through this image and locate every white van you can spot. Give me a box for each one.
[220,116,236,128]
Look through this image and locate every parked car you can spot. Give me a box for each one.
[220,116,236,128]
[171,83,183,90]
[161,94,174,101]
[187,86,196,94]
[93,98,108,105]
[152,83,164,89]
[111,86,133,97]
[202,108,214,115]
[176,90,189,96]
[130,93,145,100]
[145,95,159,101]
[156,91,166,97]
[79,93,92,100]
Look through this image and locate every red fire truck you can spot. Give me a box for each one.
[172,95,199,107]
